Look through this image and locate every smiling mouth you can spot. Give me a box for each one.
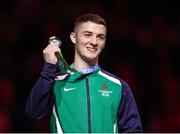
[86,47,97,52]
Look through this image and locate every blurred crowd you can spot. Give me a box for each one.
[0,0,179,132]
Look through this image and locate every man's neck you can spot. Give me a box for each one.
[73,57,98,72]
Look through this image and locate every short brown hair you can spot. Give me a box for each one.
[73,13,107,30]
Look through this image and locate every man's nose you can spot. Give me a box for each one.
[90,36,97,45]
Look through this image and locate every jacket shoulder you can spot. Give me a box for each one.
[98,69,122,85]
[99,69,130,89]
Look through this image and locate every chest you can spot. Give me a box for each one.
[53,76,122,110]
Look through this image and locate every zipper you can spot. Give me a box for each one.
[85,76,91,133]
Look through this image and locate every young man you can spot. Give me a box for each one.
[26,13,142,133]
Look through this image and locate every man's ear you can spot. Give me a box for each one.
[70,32,76,44]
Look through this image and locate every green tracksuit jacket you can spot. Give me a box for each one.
[26,63,142,133]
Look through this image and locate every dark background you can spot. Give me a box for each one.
[0,0,179,132]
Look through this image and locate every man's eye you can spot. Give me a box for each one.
[84,34,91,37]
[98,36,105,40]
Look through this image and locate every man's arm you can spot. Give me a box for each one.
[117,80,143,132]
[25,62,57,121]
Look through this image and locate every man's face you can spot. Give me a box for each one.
[70,21,106,64]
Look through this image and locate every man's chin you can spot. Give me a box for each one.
[83,56,97,64]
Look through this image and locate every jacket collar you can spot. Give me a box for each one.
[70,63,100,75]
[66,64,101,82]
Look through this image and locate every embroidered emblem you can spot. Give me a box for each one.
[102,83,108,90]
[98,83,112,97]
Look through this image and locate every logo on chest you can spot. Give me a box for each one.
[64,87,76,92]
[98,83,113,97]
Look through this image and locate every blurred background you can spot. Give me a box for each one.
[0,0,179,132]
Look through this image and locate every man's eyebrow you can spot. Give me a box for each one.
[98,34,105,37]
[82,31,105,36]
[82,31,92,34]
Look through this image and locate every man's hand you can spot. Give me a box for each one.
[43,44,61,64]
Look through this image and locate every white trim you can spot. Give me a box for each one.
[55,74,68,80]
[53,105,63,134]
[98,71,121,85]
[114,122,117,134]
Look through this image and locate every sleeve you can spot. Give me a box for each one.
[25,62,58,121]
[117,80,143,133]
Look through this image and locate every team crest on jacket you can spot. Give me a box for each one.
[98,83,112,97]
[102,83,108,90]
